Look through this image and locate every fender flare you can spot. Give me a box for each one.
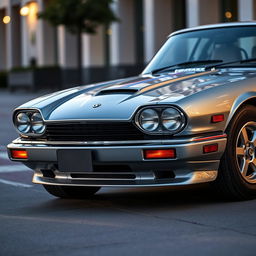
[225,91,256,130]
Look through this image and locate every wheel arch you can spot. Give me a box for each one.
[225,92,256,131]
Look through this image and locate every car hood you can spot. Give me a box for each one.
[19,69,256,121]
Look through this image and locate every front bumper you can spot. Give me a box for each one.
[7,134,227,187]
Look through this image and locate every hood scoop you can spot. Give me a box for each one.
[96,88,138,96]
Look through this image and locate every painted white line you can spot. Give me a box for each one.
[0,178,33,188]
[0,165,31,173]
[0,152,9,160]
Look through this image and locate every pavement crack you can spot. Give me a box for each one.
[110,206,256,238]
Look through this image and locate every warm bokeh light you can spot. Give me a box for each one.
[3,15,11,24]
[27,2,38,31]
[225,11,232,19]
[20,6,30,16]
[106,28,112,36]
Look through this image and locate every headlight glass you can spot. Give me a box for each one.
[31,113,46,134]
[16,113,31,133]
[139,109,159,131]
[161,108,183,131]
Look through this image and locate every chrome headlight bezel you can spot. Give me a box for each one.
[161,107,185,132]
[135,105,186,135]
[16,112,31,134]
[138,108,160,132]
[14,110,46,137]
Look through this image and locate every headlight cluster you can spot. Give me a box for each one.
[136,106,186,134]
[14,111,46,136]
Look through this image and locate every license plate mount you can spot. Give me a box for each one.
[57,149,93,172]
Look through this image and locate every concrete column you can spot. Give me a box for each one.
[238,0,254,20]
[143,0,173,62]
[143,0,154,62]
[57,25,78,68]
[37,0,57,66]
[110,0,135,66]
[20,0,39,67]
[82,26,105,67]
[186,0,200,28]
[20,10,30,66]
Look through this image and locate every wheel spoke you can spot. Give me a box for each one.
[248,173,256,182]
[236,147,244,156]
[241,127,249,143]
[241,159,249,177]
[250,159,256,173]
[251,130,256,146]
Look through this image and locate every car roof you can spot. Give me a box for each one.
[169,21,256,37]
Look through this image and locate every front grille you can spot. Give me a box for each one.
[43,122,163,141]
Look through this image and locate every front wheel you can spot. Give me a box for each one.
[213,105,256,200]
[43,185,101,199]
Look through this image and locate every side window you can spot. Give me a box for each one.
[238,37,256,59]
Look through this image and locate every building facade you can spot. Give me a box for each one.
[0,0,256,88]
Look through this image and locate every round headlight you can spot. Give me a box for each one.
[161,108,184,131]
[16,113,31,134]
[31,113,45,134]
[139,109,159,132]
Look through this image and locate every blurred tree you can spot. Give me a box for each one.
[39,0,118,83]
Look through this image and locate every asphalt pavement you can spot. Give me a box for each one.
[0,89,256,256]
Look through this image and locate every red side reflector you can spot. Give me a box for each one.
[11,150,28,159]
[211,114,224,123]
[203,144,218,154]
[144,149,176,159]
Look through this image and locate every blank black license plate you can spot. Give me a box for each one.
[57,150,93,172]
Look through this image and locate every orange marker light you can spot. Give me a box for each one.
[203,144,218,154]
[144,149,176,159]
[11,150,28,159]
[211,114,224,123]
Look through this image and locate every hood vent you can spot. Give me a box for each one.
[96,88,138,96]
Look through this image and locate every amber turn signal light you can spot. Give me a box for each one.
[11,149,28,159]
[143,149,176,159]
[203,144,218,154]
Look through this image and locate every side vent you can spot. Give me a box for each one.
[96,89,138,96]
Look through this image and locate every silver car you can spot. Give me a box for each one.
[8,22,256,200]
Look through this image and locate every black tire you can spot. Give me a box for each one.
[213,105,256,200]
[43,185,100,199]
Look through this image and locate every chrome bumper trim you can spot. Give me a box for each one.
[33,170,218,187]
[11,133,227,146]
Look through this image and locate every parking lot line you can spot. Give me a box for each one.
[0,165,31,173]
[0,178,33,188]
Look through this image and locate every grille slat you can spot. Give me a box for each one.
[44,122,155,141]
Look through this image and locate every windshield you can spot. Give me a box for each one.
[143,26,256,74]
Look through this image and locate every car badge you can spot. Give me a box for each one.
[93,104,101,108]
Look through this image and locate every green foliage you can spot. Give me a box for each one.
[38,0,118,34]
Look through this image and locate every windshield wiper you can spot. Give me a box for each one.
[240,58,256,64]
[207,58,256,70]
[151,60,223,75]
